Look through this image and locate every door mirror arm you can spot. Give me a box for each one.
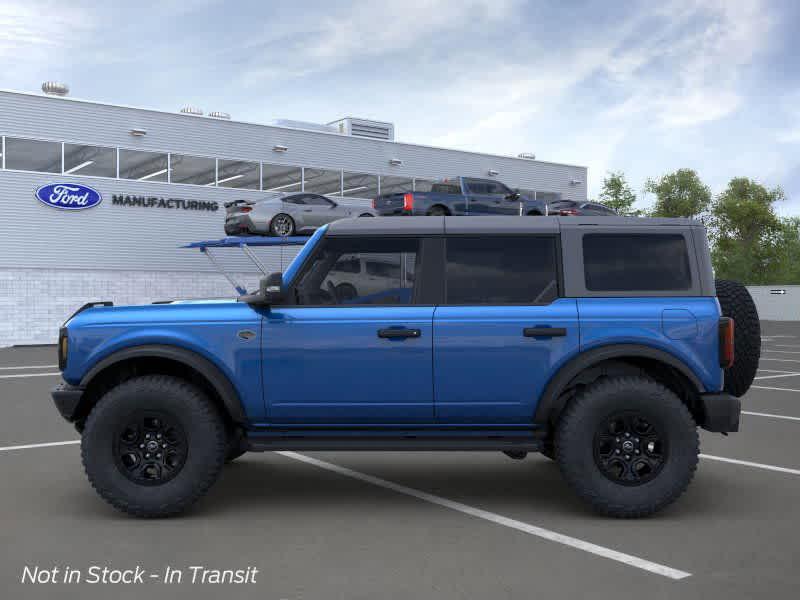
[240,272,285,306]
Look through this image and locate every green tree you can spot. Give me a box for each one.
[644,168,712,218]
[598,171,641,216]
[710,177,787,284]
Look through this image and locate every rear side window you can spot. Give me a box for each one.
[583,234,691,291]
[445,237,559,304]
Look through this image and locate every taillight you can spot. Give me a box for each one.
[719,317,734,369]
[403,193,414,212]
[240,207,252,213]
[558,208,579,216]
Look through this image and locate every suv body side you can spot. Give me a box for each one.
[58,216,723,432]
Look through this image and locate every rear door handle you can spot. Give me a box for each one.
[523,327,567,337]
[378,328,421,339]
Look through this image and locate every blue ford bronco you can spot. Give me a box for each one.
[52,216,760,518]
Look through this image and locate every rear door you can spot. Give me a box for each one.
[263,235,438,423]
[433,233,580,423]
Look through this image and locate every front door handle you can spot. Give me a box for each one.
[378,328,421,339]
[523,327,567,337]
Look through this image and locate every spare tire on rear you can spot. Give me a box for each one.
[715,279,760,397]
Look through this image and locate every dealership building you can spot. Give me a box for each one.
[0,84,588,346]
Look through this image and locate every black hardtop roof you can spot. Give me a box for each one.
[326,216,702,236]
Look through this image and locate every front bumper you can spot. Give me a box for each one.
[699,392,741,433]
[52,382,85,422]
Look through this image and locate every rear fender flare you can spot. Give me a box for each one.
[534,344,705,425]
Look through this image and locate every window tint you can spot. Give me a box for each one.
[583,234,692,291]
[284,195,306,204]
[445,237,559,304]
[263,163,302,192]
[170,154,216,186]
[305,194,333,206]
[342,171,379,199]
[295,237,418,305]
[218,159,259,189]
[119,149,169,182]
[5,138,61,173]
[380,176,413,195]
[64,144,117,177]
[304,168,342,196]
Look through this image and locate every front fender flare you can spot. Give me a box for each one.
[533,344,706,425]
[80,344,245,423]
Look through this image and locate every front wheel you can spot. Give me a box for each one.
[555,376,698,518]
[81,375,227,517]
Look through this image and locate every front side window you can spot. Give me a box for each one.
[305,194,334,206]
[583,234,692,291]
[445,236,559,304]
[4,137,61,173]
[295,237,418,306]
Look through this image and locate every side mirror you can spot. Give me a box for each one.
[506,189,521,201]
[240,272,285,305]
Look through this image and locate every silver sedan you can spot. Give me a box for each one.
[224,192,377,237]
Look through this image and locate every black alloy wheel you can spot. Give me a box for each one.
[115,411,188,485]
[593,412,666,485]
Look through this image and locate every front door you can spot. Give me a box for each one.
[433,235,580,423]
[263,235,436,424]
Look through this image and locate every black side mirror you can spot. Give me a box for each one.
[240,272,285,305]
[506,189,521,201]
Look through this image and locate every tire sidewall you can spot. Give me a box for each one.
[556,378,698,514]
[82,377,225,513]
[270,213,295,237]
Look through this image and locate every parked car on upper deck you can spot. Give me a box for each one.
[549,199,618,216]
[372,176,548,217]
[224,192,376,237]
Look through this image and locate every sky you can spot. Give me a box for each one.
[2,0,799,215]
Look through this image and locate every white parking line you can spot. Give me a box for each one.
[763,349,800,355]
[742,410,800,422]
[0,372,61,380]
[700,454,800,476]
[0,440,79,452]
[763,344,800,349]
[277,451,692,580]
[753,373,800,381]
[0,365,58,370]
[757,369,795,374]
[752,385,800,393]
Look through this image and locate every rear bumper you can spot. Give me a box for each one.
[51,382,84,422]
[699,392,741,433]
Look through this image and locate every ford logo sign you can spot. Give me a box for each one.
[35,183,103,210]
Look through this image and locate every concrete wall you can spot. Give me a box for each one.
[746,286,800,321]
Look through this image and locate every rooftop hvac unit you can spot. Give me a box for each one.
[517,152,536,160]
[42,81,69,96]
[209,111,231,119]
[269,119,338,134]
[328,117,395,141]
[180,106,204,115]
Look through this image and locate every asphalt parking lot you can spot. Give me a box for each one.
[1,321,799,599]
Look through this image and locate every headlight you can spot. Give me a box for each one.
[58,327,68,370]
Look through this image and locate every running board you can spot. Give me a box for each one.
[246,436,544,452]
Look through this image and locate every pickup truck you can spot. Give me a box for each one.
[372,177,547,216]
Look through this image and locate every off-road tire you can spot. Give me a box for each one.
[81,375,226,518]
[225,427,247,463]
[555,376,699,518]
[269,213,295,237]
[715,279,760,397]
[427,205,449,216]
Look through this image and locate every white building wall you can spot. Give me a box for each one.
[746,286,800,321]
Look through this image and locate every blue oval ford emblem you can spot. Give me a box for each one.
[35,183,103,210]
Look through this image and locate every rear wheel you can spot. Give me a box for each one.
[358,213,374,217]
[427,205,449,216]
[555,376,698,518]
[715,279,760,397]
[269,213,295,237]
[81,375,226,518]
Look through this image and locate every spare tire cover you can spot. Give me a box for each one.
[715,279,761,397]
